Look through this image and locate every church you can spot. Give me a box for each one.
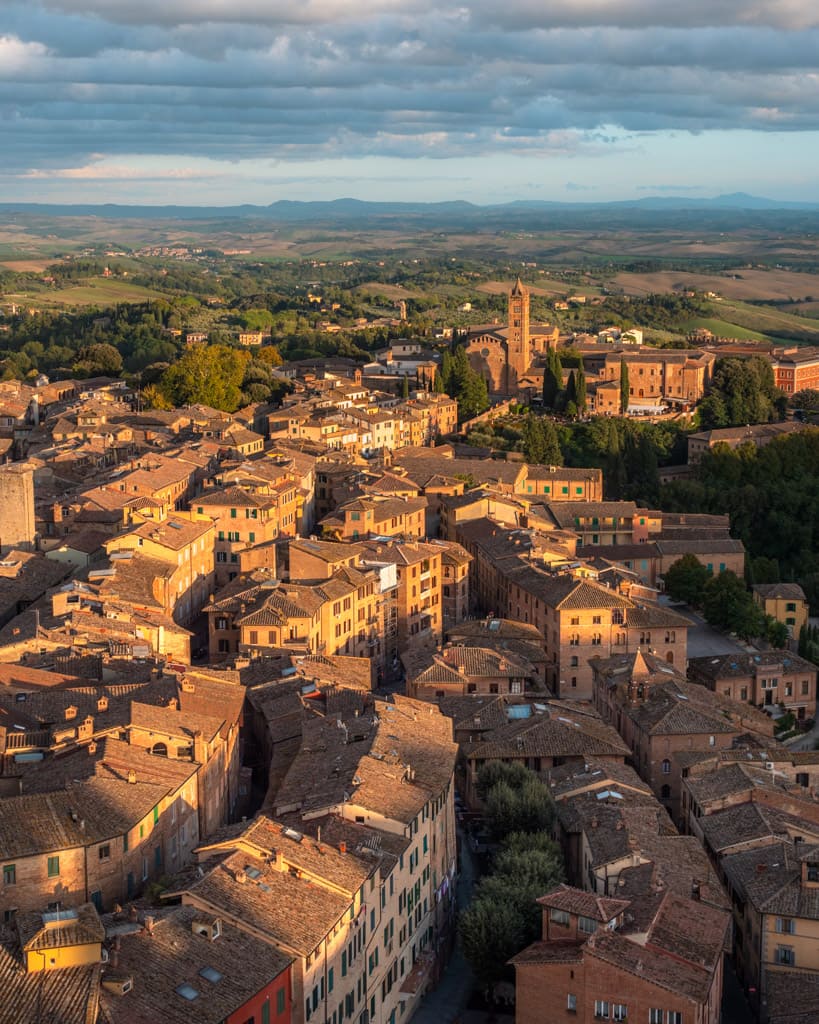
[463,279,559,397]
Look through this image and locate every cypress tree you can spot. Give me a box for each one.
[575,364,587,416]
[619,360,630,415]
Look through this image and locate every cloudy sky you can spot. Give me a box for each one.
[2,0,819,205]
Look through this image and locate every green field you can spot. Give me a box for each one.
[3,277,169,309]
[709,298,819,344]
[678,317,770,341]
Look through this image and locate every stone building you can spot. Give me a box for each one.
[463,280,559,396]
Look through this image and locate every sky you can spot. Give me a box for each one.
[2,0,819,205]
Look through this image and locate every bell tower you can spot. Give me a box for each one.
[507,278,530,388]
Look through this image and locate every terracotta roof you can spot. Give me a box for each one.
[0,777,171,859]
[99,904,292,1024]
[179,850,352,956]
[536,884,629,922]
[0,929,100,1024]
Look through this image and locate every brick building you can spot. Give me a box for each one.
[512,886,728,1024]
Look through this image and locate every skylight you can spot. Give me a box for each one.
[175,985,200,1001]
[199,967,223,984]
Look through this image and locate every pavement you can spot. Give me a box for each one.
[683,610,748,659]
[785,717,819,752]
[412,831,482,1024]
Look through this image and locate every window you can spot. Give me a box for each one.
[666,1014,682,1024]
[567,994,577,1012]
[550,908,570,926]
[613,1006,627,1023]
[579,915,598,934]
[661,759,671,775]
[2,864,15,885]
[594,1000,610,1019]
[649,1012,663,1024]
[776,918,795,934]
[230,508,237,518]
[98,844,111,861]
[47,856,60,877]
[277,989,286,1014]
[775,946,795,966]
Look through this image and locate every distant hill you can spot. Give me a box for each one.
[0,193,817,223]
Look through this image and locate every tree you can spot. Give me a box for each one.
[565,369,577,409]
[73,342,123,378]
[619,359,629,414]
[159,344,250,412]
[460,895,528,989]
[700,356,783,428]
[766,617,789,650]
[701,570,766,639]
[542,348,563,410]
[541,419,563,466]
[522,417,546,464]
[662,553,711,607]
[401,374,410,399]
[575,363,587,416]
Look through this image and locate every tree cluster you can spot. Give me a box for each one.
[698,357,786,429]
[439,347,490,421]
[459,762,564,989]
[663,555,787,645]
[661,431,819,612]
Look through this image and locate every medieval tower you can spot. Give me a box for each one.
[506,277,530,389]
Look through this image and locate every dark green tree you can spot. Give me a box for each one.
[575,363,587,416]
[619,360,630,414]
[663,553,712,606]
[401,374,410,399]
[701,571,766,639]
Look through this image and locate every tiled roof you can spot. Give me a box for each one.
[180,850,351,956]
[701,802,818,854]
[467,706,629,762]
[688,651,817,680]
[536,884,629,922]
[0,777,171,859]
[753,582,807,602]
[17,902,104,952]
[0,929,100,1024]
[99,904,292,1024]
[587,922,715,1003]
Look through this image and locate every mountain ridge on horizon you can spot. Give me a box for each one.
[0,192,816,223]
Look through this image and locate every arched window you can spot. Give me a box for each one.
[661,759,671,775]
[666,651,674,664]
[151,742,168,757]
[612,609,624,625]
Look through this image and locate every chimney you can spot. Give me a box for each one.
[168,697,179,711]
[88,741,97,756]
[339,841,347,854]
[274,850,285,872]
[127,769,137,784]
[144,916,155,936]
[111,935,121,968]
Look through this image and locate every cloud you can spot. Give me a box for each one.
[3,1,819,188]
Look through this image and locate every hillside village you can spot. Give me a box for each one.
[0,291,818,1024]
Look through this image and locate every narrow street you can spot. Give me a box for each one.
[412,831,480,1024]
